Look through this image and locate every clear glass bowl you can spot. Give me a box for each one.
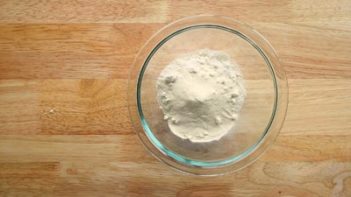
[128,15,288,175]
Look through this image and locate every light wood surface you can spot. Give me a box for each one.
[1,1,351,196]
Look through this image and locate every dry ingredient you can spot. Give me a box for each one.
[156,49,246,143]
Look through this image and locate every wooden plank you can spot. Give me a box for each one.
[0,135,350,163]
[0,79,132,135]
[0,134,350,196]
[0,24,161,79]
[1,79,350,135]
[0,162,60,196]
[0,23,350,79]
[0,0,169,23]
[253,23,351,79]
[0,135,151,163]
[50,161,351,197]
[264,135,351,162]
[282,79,351,135]
[169,0,351,24]
[1,0,350,25]
[0,80,40,134]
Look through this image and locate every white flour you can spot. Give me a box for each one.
[156,49,246,143]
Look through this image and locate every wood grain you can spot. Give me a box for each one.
[0,0,351,196]
[0,0,169,23]
[0,79,132,135]
[170,0,351,24]
[0,135,350,196]
[0,24,162,79]
[0,22,350,79]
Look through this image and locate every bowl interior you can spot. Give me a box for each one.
[138,25,276,165]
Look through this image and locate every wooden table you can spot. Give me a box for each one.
[0,1,351,196]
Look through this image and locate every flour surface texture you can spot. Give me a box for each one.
[156,49,246,143]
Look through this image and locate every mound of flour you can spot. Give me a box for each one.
[156,49,246,143]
